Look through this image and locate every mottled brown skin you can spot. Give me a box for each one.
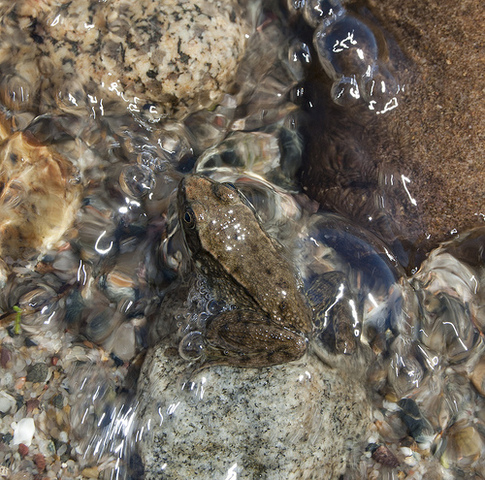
[178,174,312,367]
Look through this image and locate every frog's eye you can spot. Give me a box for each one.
[183,207,196,228]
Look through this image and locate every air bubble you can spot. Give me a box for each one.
[0,63,41,111]
[119,164,155,198]
[361,66,401,115]
[330,76,361,106]
[206,299,224,315]
[314,15,378,80]
[303,0,345,28]
[179,331,205,361]
[287,41,312,80]
[286,0,304,12]
[157,126,192,165]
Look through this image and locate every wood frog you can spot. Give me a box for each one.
[177,174,313,367]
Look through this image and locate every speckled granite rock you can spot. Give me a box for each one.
[0,0,252,118]
[137,344,371,479]
[300,0,484,266]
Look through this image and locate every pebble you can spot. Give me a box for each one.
[9,473,32,480]
[0,391,16,414]
[398,398,434,444]
[34,453,46,472]
[51,394,64,410]
[26,398,40,414]
[111,323,136,362]
[26,364,49,383]
[371,444,400,468]
[13,0,251,119]
[81,467,99,478]
[14,377,26,390]
[18,443,29,456]
[443,422,483,466]
[0,345,13,368]
[469,358,485,396]
[12,418,35,446]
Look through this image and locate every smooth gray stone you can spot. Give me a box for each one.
[137,345,371,479]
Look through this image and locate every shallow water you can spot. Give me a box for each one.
[0,0,484,479]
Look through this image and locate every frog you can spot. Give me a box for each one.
[177,174,313,367]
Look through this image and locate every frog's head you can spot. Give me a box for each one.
[177,174,243,257]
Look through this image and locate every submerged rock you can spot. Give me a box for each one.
[137,345,371,479]
[0,129,81,259]
[0,0,253,119]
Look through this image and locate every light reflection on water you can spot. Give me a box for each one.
[0,0,483,479]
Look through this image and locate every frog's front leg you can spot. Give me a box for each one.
[204,310,307,368]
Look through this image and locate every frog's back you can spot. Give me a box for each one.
[180,175,312,334]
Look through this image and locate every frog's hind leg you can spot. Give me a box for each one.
[307,272,360,355]
[204,310,307,368]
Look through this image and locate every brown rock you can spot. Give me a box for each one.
[33,453,46,472]
[18,443,29,456]
[470,359,485,396]
[0,345,13,369]
[371,444,400,468]
[301,0,484,268]
[26,398,40,415]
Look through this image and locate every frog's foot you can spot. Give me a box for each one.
[315,302,358,355]
[204,310,307,368]
[307,272,360,355]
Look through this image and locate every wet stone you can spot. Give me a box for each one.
[18,443,29,457]
[137,345,371,480]
[1,432,13,445]
[470,358,485,397]
[398,398,434,444]
[369,443,400,468]
[25,398,40,414]
[303,0,345,28]
[33,453,46,472]
[0,345,13,368]
[26,363,49,383]
[442,421,484,467]
[0,391,16,414]
[51,394,64,410]
[24,338,38,348]
[1,0,252,119]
